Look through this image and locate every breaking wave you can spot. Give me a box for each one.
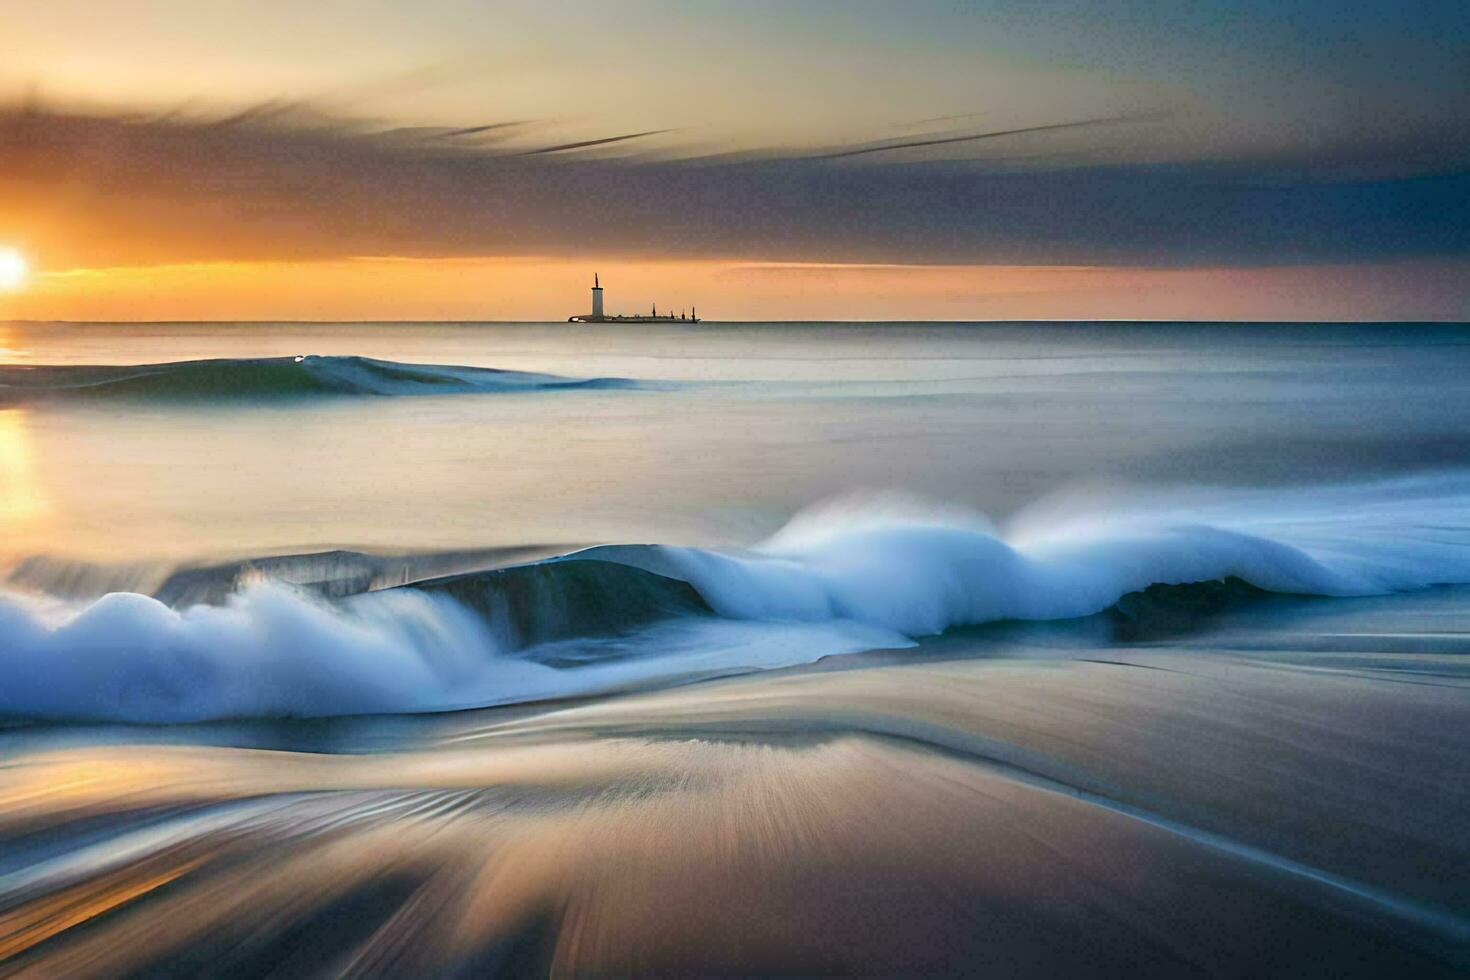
[4,473,1470,722]
[0,355,635,401]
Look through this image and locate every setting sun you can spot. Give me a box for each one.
[0,3,1465,975]
[0,248,27,290]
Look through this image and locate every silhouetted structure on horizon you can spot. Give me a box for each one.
[569,274,699,323]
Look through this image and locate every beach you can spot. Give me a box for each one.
[0,319,1468,973]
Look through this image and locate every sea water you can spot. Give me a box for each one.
[0,319,1467,973]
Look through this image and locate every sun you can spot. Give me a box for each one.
[0,248,28,290]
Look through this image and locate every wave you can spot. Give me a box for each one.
[5,544,571,605]
[0,355,635,402]
[4,473,1470,722]
[0,577,899,723]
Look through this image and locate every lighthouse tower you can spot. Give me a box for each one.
[591,274,604,319]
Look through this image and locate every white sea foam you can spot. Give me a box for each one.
[641,472,1470,634]
[4,472,1470,722]
[0,581,904,722]
[0,585,496,720]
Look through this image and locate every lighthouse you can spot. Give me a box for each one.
[568,274,700,323]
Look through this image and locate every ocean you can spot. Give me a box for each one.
[0,319,1468,974]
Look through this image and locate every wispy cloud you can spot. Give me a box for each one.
[1,98,1466,271]
[517,129,681,155]
[811,114,1158,160]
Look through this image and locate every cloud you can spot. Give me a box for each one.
[809,114,1161,160]
[1,99,1467,270]
[517,129,682,156]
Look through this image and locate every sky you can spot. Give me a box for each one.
[0,0,1467,320]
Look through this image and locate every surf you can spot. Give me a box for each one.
[4,472,1470,723]
[0,354,636,402]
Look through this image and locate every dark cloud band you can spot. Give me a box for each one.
[1,102,1466,269]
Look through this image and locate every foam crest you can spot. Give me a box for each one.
[0,582,902,722]
[626,473,1470,635]
[4,473,1470,722]
[0,585,504,720]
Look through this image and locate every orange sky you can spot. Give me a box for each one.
[3,255,1467,322]
[2,2,1466,321]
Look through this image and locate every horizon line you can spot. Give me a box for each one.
[4,317,1469,326]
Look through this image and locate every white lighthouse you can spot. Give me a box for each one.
[591,273,604,319]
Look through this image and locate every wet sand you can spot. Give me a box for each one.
[1,643,1466,976]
